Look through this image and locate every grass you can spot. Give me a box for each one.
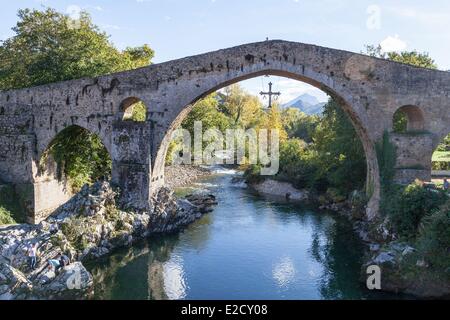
[432,151,450,162]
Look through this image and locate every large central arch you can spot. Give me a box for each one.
[151,66,380,220]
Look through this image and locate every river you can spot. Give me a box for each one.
[87,169,405,300]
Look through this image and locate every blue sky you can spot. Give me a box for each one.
[2,0,450,103]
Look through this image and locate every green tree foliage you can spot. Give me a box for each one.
[0,8,154,192]
[122,101,147,122]
[309,99,367,194]
[393,110,408,133]
[182,93,232,135]
[433,134,450,170]
[276,139,317,189]
[437,134,450,152]
[385,183,447,239]
[0,8,154,90]
[0,184,25,224]
[416,199,450,269]
[172,87,288,165]
[364,45,437,69]
[43,126,112,193]
[0,208,16,225]
[219,85,264,128]
[376,132,397,188]
[281,108,319,142]
[245,97,367,197]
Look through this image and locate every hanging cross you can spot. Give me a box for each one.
[260,82,281,109]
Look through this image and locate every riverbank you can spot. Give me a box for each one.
[0,181,217,299]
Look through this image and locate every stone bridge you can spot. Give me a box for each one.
[0,40,448,224]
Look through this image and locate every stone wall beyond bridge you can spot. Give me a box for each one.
[0,40,449,223]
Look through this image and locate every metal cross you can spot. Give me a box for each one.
[260,82,281,109]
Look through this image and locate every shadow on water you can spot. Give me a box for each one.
[87,173,409,300]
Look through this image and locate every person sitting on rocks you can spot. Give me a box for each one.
[59,254,70,269]
[47,257,62,273]
[49,223,58,235]
[444,178,449,191]
[27,243,38,270]
[47,254,71,273]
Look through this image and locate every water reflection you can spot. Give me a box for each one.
[272,256,296,288]
[88,174,404,300]
[161,255,187,300]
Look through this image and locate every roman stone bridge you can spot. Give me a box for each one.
[0,40,448,224]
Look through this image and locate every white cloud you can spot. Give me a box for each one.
[380,35,407,53]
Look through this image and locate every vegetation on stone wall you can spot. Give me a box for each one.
[374,130,449,276]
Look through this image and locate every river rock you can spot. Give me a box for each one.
[165,165,212,189]
[35,262,93,298]
[373,252,396,265]
[251,179,309,201]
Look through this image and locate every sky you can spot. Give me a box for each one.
[1,0,450,104]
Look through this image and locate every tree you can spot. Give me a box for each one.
[310,99,367,194]
[0,8,154,90]
[364,45,437,69]
[220,84,265,128]
[257,103,288,142]
[281,108,319,142]
[182,93,231,136]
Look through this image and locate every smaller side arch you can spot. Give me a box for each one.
[119,97,148,122]
[393,105,425,133]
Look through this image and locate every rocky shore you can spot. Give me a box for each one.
[0,181,217,300]
[165,165,212,189]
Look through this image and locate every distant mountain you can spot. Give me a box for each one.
[283,93,326,115]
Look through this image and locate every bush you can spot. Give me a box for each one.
[0,184,24,224]
[386,183,448,239]
[44,126,112,193]
[413,200,450,271]
[0,207,16,225]
[243,164,265,185]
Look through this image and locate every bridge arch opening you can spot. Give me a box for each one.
[38,125,112,194]
[393,105,425,133]
[120,97,147,122]
[153,71,377,218]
